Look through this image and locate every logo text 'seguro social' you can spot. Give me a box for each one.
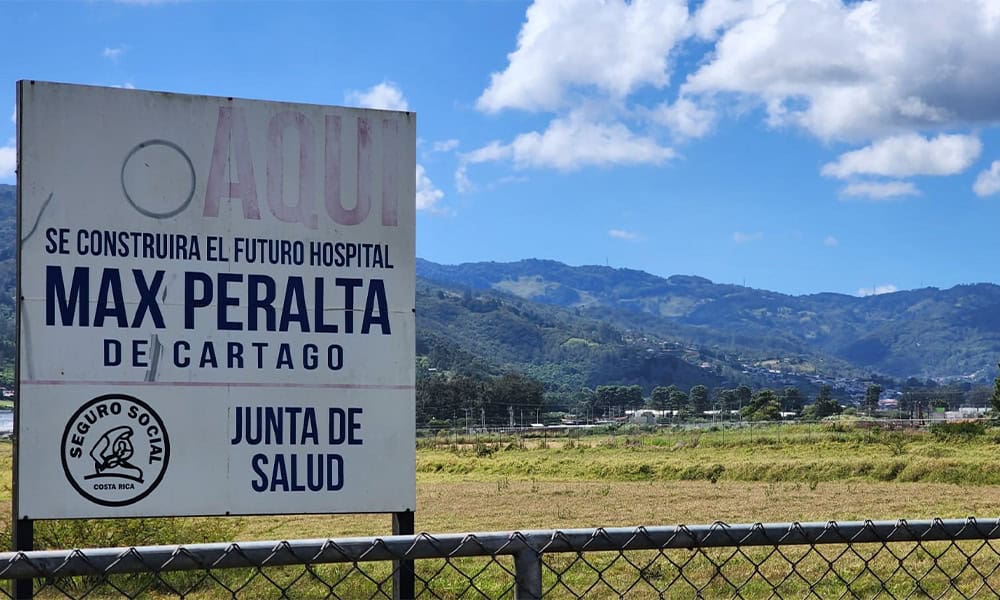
[17,81,416,519]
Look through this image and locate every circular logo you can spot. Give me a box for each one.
[120,139,196,219]
[61,394,170,507]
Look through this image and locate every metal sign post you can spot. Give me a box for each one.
[393,510,415,600]
[11,519,31,599]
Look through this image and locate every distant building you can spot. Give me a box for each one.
[944,407,989,421]
[878,398,898,409]
[629,411,656,426]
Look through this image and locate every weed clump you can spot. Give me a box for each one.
[930,421,985,441]
[475,441,495,457]
[880,431,910,456]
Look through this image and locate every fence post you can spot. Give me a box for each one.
[514,549,542,600]
[12,519,32,600]
[393,511,415,600]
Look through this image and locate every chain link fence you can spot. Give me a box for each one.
[2,518,1000,598]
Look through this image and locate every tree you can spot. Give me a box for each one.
[781,387,804,413]
[863,384,882,415]
[716,389,737,419]
[649,386,671,411]
[741,389,781,421]
[483,373,544,425]
[573,387,596,421]
[668,388,688,420]
[594,385,642,417]
[594,385,621,417]
[803,385,841,420]
[415,374,484,427]
[688,385,709,416]
[623,385,644,409]
[735,385,752,417]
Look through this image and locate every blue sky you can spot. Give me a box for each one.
[3,0,1000,297]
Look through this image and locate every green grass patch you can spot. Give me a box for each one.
[417,424,1000,485]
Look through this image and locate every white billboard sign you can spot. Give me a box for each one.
[16,81,416,519]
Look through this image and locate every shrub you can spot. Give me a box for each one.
[930,421,985,441]
[474,441,495,457]
[706,464,725,484]
[880,431,910,456]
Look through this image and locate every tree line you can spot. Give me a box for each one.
[416,373,850,427]
[416,368,1000,428]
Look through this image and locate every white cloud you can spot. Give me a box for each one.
[649,97,716,139]
[9,108,14,125]
[858,284,898,297]
[507,113,674,171]
[691,0,772,40]
[0,143,15,180]
[111,82,136,90]
[733,231,763,243]
[455,140,510,192]
[824,235,839,247]
[415,164,444,213]
[840,181,919,200]
[608,229,642,241]
[477,0,689,113]
[462,140,511,165]
[973,160,1000,197]
[821,134,982,179]
[454,165,472,194]
[473,0,1000,187]
[683,0,1000,141]
[457,111,673,184]
[345,81,409,111]
[432,139,459,153]
[102,47,125,61]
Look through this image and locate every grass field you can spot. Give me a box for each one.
[2,423,997,544]
[3,423,999,597]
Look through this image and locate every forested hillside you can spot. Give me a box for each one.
[0,185,15,370]
[417,258,1000,381]
[416,279,729,391]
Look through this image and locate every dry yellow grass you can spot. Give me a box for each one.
[2,427,1000,545]
[228,478,1000,540]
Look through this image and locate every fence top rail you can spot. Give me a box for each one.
[0,517,998,580]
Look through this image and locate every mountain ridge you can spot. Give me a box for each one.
[416,256,1000,381]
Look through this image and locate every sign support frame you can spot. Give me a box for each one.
[393,510,416,599]
[11,519,32,599]
[11,79,32,600]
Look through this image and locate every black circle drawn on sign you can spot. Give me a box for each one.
[60,394,171,507]
[120,139,196,219]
